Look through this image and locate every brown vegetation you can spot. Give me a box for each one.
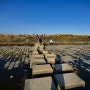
[0,34,90,46]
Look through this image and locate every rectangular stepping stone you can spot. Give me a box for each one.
[32,54,44,59]
[31,58,46,65]
[38,48,44,53]
[42,51,49,55]
[14,64,18,68]
[22,58,25,62]
[61,56,73,62]
[80,66,85,69]
[86,68,90,72]
[46,57,61,64]
[8,62,15,70]
[24,76,56,90]
[8,66,13,70]
[4,62,10,68]
[4,63,9,68]
[44,53,56,58]
[31,47,38,51]
[25,59,29,64]
[38,45,44,49]
[9,62,15,66]
[15,61,20,65]
[32,64,53,75]
[53,63,73,73]
[35,43,39,46]
[54,73,85,90]
[32,51,39,55]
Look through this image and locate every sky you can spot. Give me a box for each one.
[0,0,90,35]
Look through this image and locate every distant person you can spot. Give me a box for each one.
[39,37,43,45]
[50,40,53,44]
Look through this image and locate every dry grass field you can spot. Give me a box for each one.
[0,34,90,46]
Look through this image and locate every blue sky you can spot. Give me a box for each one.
[0,0,90,35]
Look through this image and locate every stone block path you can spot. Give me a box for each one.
[24,43,85,90]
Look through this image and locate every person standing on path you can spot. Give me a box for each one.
[39,37,43,45]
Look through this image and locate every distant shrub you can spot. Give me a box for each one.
[24,42,35,46]
[43,42,48,46]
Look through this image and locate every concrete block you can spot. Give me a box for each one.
[31,47,38,51]
[54,73,85,90]
[61,56,73,62]
[38,45,44,49]
[9,62,15,66]
[44,54,56,58]
[31,58,46,65]
[4,62,10,68]
[38,48,44,53]
[53,63,73,73]
[25,60,29,64]
[42,50,49,55]
[15,61,20,65]
[32,51,39,55]
[32,64,53,75]
[14,64,18,68]
[8,63,14,70]
[46,57,61,64]
[24,77,56,90]
[8,66,13,70]
[32,54,44,59]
